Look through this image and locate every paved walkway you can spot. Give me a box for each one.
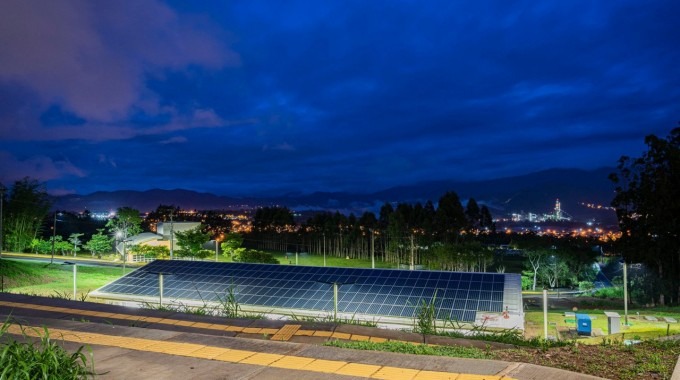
[0,293,605,380]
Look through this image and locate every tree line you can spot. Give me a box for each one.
[250,192,495,271]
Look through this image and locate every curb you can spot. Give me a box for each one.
[672,355,680,380]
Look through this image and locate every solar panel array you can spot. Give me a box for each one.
[95,260,521,322]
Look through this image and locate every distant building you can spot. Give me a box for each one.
[157,222,201,239]
[116,222,201,257]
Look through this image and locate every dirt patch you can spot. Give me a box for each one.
[493,339,679,380]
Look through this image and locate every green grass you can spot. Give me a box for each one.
[1,259,127,299]
[524,307,680,343]
[0,319,95,379]
[324,340,492,359]
[270,252,395,269]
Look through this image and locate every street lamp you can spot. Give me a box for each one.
[50,212,63,264]
[543,287,549,340]
[369,229,375,269]
[116,231,130,274]
[622,260,628,326]
[214,238,220,262]
[62,261,77,301]
[322,233,326,267]
[0,184,5,258]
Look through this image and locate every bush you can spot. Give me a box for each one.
[128,244,170,259]
[578,281,594,292]
[592,286,624,299]
[0,320,94,379]
[235,249,279,264]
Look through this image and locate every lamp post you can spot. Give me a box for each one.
[543,287,549,340]
[50,212,62,265]
[323,233,326,267]
[62,261,77,301]
[370,229,375,269]
[0,184,5,259]
[116,231,129,274]
[169,213,174,260]
[623,261,628,326]
[214,238,220,262]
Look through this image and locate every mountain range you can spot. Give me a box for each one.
[52,167,618,224]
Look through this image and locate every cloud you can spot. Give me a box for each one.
[0,0,238,123]
[0,151,86,183]
[0,106,253,142]
[262,142,296,152]
[97,154,117,168]
[273,142,296,151]
[160,136,188,145]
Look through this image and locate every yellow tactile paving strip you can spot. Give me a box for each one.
[0,301,516,379]
[0,301,420,346]
[4,324,512,380]
[270,324,301,341]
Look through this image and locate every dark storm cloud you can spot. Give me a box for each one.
[1,0,678,196]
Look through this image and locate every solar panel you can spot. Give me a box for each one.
[95,260,522,323]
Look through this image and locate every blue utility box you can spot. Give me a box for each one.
[576,314,591,336]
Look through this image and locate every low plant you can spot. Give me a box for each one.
[433,322,572,349]
[412,291,438,338]
[215,286,241,318]
[324,340,492,359]
[0,319,95,379]
[290,312,379,327]
[49,290,91,302]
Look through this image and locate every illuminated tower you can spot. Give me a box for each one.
[554,199,562,220]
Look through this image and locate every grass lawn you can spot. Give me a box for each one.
[1,259,128,299]
[269,252,395,269]
[217,250,397,269]
[524,307,680,343]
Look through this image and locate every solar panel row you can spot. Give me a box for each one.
[96,260,520,322]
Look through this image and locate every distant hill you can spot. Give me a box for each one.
[53,189,260,213]
[52,167,617,224]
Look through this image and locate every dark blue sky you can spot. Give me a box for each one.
[1,0,678,196]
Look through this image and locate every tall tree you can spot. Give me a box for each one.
[479,206,495,232]
[175,225,211,258]
[221,232,244,260]
[525,250,547,291]
[4,178,51,252]
[610,127,680,305]
[106,207,142,238]
[434,191,467,242]
[84,229,112,258]
[68,233,84,256]
[465,198,481,231]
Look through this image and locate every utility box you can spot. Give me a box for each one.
[576,314,591,336]
[605,311,621,335]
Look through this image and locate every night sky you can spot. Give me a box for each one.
[1,1,678,196]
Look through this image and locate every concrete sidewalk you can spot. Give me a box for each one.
[0,293,605,380]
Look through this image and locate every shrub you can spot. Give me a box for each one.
[0,320,94,379]
[578,281,594,292]
[235,249,279,264]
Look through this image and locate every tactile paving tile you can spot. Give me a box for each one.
[270,324,301,341]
